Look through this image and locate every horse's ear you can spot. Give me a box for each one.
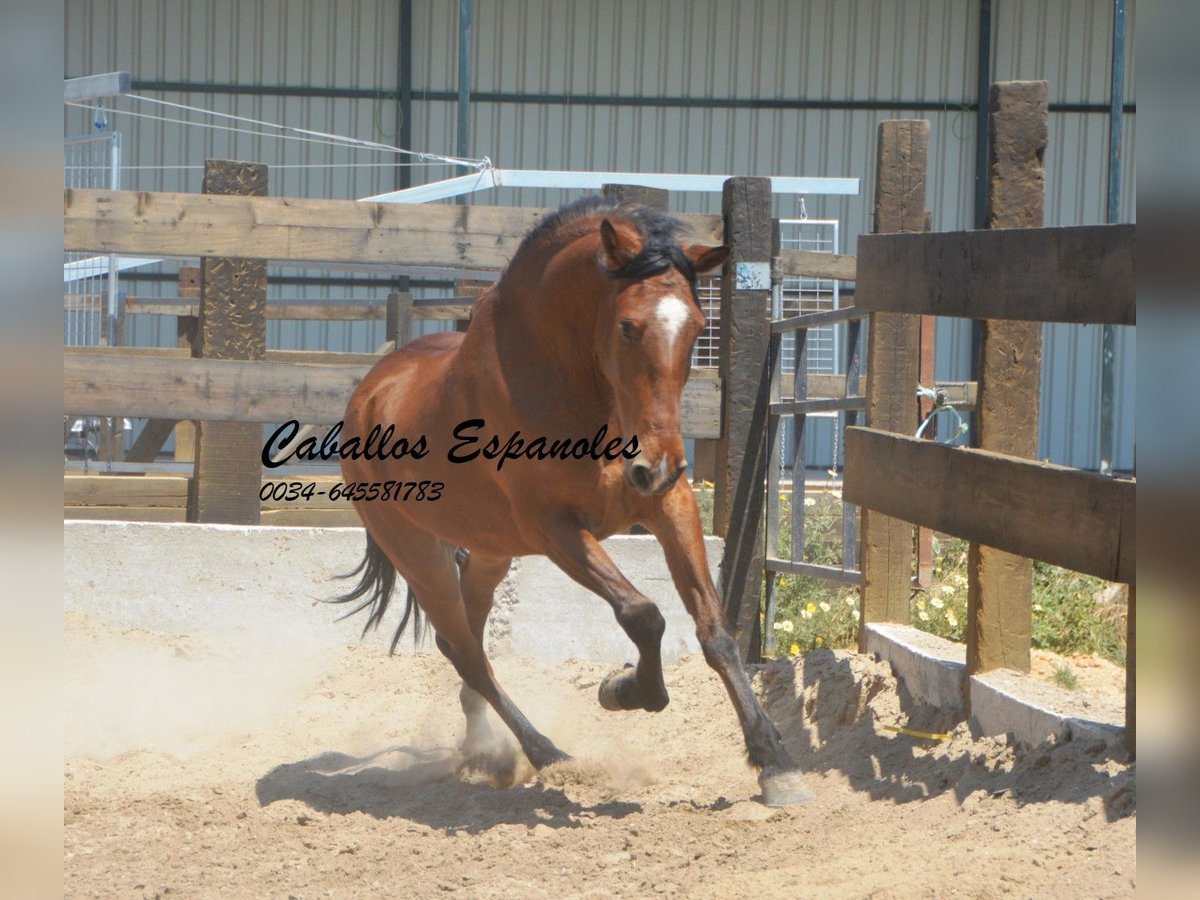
[685,244,731,274]
[600,218,637,270]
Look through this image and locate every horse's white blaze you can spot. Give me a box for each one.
[654,295,690,353]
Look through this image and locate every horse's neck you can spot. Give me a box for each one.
[490,248,614,426]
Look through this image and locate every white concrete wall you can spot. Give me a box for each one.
[64,522,721,663]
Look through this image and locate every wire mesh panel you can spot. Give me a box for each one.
[779,219,841,376]
[690,274,721,369]
[778,218,841,472]
[65,133,120,347]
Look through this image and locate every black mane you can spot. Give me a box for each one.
[512,194,700,298]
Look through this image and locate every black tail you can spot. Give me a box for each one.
[328,533,425,654]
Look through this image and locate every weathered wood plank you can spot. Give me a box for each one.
[65,345,386,368]
[856,224,1135,325]
[125,417,178,463]
[64,505,187,523]
[124,298,479,321]
[858,119,929,648]
[64,353,723,437]
[774,249,857,282]
[844,427,1135,584]
[63,474,189,507]
[64,188,724,270]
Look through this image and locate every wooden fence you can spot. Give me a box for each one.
[64,173,739,526]
[842,83,1136,751]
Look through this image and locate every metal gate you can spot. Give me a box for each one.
[64,132,121,347]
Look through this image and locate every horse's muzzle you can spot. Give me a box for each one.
[626,457,687,495]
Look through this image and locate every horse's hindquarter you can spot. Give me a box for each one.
[340,333,540,556]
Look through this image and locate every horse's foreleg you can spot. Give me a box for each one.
[646,487,812,806]
[542,526,669,713]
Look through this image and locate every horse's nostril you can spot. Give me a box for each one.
[628,463,655,492]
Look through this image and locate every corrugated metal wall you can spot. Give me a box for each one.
[64,0,1136,470]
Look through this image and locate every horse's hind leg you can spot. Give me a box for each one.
[373,531,569,770]
[453,550,512,757]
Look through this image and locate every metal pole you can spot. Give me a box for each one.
[456,0,472,165]
[970,0,993,447]
[1100,0,1126,475]
[396,0,413,192]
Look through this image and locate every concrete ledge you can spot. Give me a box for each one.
[64,521,717,663]
[970,668,1124,748]
[864,620,1125,748]
[864,622,965,715]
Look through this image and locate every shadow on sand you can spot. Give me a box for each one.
[255,745,642,833]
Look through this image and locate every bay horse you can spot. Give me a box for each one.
[333,195,809,805]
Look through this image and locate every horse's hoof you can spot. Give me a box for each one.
[597,664,634,711]
[760,769,815,807]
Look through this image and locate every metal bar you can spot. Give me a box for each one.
[790,329,809,564]
[366,170,859,204]
[65,72,131,102]
[771,397,866,416]
[127,79,1136,114]
[1101,0,1127,476]
[456,0,472,166]
[969,0,993,434]
[842,317,864,567]
[765,559,863,587]
[764,330,784,656]
[974,0,993,230]
[771,306,865,333]
[499,169,859,196]
[397,0,414,192]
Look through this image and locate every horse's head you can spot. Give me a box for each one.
[594,217,729,495]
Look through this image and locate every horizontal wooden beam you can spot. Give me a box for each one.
[65,345,385,368]
[64,474,188,507]
[120,297,475,321]
[774,249,857,282]
[843,426,1135,583]
[64,188,724,270]
[64,352,722,438]
[856,224,1135,325]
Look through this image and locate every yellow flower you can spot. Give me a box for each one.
[815,636,824,647]
[805,602,817,613]
[916,597,926,610]
[789,643,800,656]
[945,611,958,628]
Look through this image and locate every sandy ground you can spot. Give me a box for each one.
[64,611,1135,898]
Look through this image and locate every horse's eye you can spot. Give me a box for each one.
[619,319,640,343]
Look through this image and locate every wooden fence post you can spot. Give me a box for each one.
[858,120,929,651]
[186,160,268,525]
[966,81,1047,678]
[385,291,414,349]
[715,176,774,661]
[174,267,200,462]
